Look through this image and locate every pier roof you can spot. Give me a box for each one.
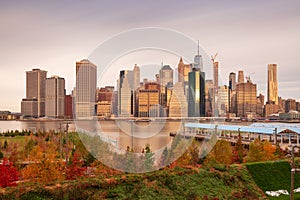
[185,123,300,135]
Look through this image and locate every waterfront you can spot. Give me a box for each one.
[0,120,182,152]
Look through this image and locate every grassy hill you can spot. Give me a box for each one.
[246,161,300,200]
[0,165,265,200]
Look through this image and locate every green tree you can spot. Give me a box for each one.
[158,147,169,168]
[3,140,8,150]
[0,150,3,159]
[143,144,154,171]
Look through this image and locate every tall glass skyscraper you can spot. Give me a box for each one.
[188,68,205,117]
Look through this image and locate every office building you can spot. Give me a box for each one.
[188,68,205,117]
[218,85,228,116]
[236,78,257,117]
[169,82,188,117]
[267,64,278,105]
[65,95,73,119]
[137,82,160,117]
[159,64,173,94]
[117,65,140,116]
[75,59,97,119]
[212,61,219,116]
[228,72,237,114]
[178,57,191,83]
[238,70,244,84]
[21,69,47,117]
[285,99,297,112]
[96,86,114,117]
[205,80,213,116]
[45,76,65,118]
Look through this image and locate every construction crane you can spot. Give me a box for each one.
[211,53,218,63]
[245,72,255,83]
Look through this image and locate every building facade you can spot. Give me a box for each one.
[228,72,237,114]
[178,57,191,83]
[267,64,278,105]
[45,76,65,118]
[137,82,160,117]
[117,65,140,117]
[169,82,188,117]
[238,70,244,84]
[236,80,257,117]
[188,68,205,117]
[75,59,97,119]
[65,95,73,119]
[218,85,229,116]
[21,69,47,117]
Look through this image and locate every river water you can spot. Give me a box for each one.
[0,120,183,152]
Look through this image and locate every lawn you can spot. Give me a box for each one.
[246,161,300,199]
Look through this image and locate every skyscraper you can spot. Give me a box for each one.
[236,79,257,117]
[178,57,191,82]
[218,85,229,116]
[188,68,205,117]
[159,64,173,109]
[117,65,140,117]
[229,72,237,91]
[238,70,244,84]
[213,61,219,116]
[169,82,188,117]
[194,41,203,71]
[21,68,47,117]
[205,80,213,116]
[267,64,278,105]
[159,64,173,94]
[228,72,237,113]
[45,76,65,118]
[75,59,97,119]
[137,82,160,117]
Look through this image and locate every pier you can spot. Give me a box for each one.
[170,123,300,148]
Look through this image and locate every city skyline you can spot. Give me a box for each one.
[1,1,300,112]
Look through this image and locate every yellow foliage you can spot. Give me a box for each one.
[21,142,65,183]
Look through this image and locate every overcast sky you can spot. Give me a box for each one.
[1,0,300,112]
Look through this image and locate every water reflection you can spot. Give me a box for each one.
[0,120,182,152]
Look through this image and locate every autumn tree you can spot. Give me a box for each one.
[233,133,246,163]
[244,139,277,162]
[176,139,200,167]
[21,142,64,183]
[204,140,233,166]
[0,158,18,188]
[66,152,85,180]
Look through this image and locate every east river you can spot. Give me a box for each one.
[0,120,183,152]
